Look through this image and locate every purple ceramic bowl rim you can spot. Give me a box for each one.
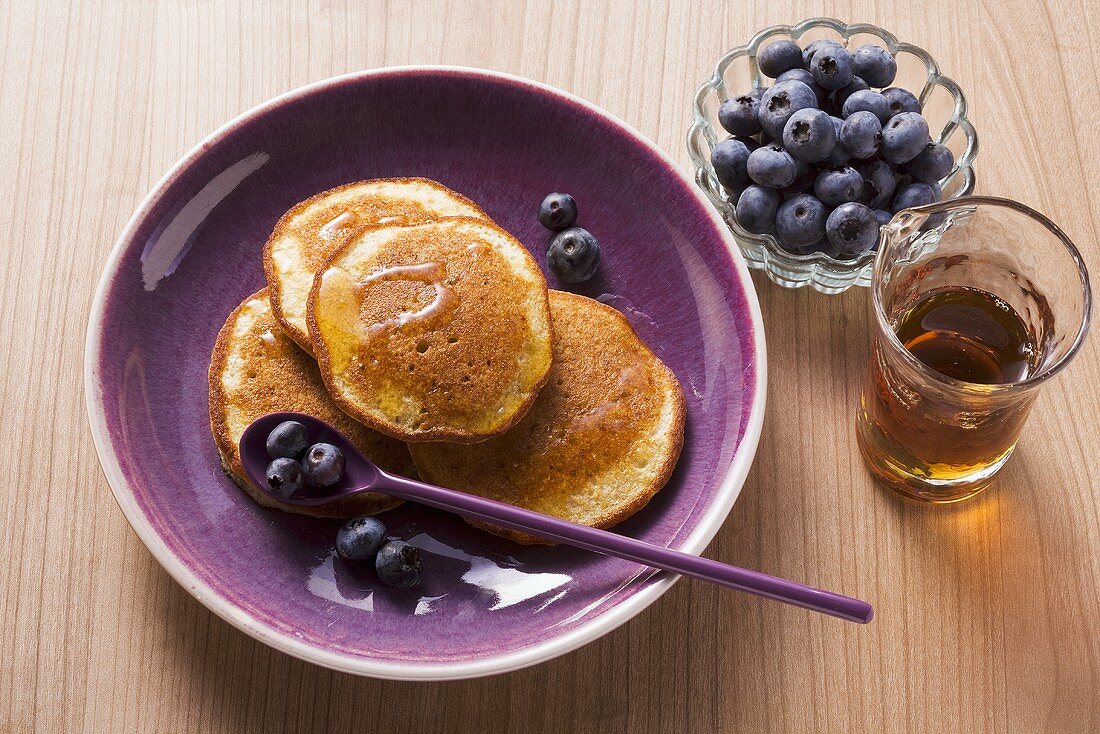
[83,66,768,681]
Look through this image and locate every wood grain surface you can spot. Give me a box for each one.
[2,1,1098,732]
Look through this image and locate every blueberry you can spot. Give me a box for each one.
[856,159,897,209]
[781,108,836,163]
[747,144,798,189]
[810,45,854,90]
[745,86,767,100]
[336,516,387,562]
[907,142,955,183]
[826,202,880,257]
[826,76,869,113]
[891,182,937,213]
[718,94,763,136]
[776,68,826,104]
[735,185,780,234]
[758,40,803,77]
[824,117,850,164]
[814,165,863,206]
[851,44,897,87]
[784,160,817,193]
[301,443,345,487]
[839,111,882,159]
[758,80,819,139]
[775,194,828,247]
[375,540,422,588]
[802,39,843,68]
[873,208,893,226]
[710,137,754,190]
[881,112,930,164]
[882,87,921,117]
[266,420,309,460]
[266,457,304,499]
[537,193,578,231]
[548,227,601,283]
[842,89,890,123]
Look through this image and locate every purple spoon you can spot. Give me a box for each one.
[240,412,873,624]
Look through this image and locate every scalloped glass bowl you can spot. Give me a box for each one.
[687,18,979,293]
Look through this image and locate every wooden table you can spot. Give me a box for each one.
[3,1,1099,731]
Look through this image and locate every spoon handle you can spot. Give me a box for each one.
[377,470,873,624]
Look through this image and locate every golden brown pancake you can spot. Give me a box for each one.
[409,291,687,544]
[208,288,414,517]
[307,217,554,444]
[263,178,491,351]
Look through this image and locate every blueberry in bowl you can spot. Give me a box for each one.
[736,185,781,234]
[826,202,880,258]
[710,137,756,190]
[775,194,828,248]
[814,165,863,206]
[758,80,819,139]
[718,95,764,137]
[782,108,837,163]
[839,111,882,160]
[809,45,855,91]
[747,144,799,189]
[688,17,977,293]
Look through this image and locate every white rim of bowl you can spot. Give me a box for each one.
[83,65,768,681]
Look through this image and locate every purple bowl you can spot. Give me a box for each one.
[85,67,766,680]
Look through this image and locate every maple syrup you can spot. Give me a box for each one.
[857,286,1041,501]
[893,287,1035,384]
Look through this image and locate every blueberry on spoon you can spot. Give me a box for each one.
[266,457,304,499]
[302,442,346,487]
[266,420,310,460]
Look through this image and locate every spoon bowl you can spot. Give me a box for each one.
[240,412,384,505]
[241,412,874,624]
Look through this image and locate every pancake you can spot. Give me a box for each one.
[208,287,414,517]
[408,291,687,544]
[263,178,491,351]
[307,217,554,444]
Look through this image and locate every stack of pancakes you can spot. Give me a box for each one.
[209,178,685,543]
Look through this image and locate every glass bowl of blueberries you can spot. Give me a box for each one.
[687,18,978,293]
